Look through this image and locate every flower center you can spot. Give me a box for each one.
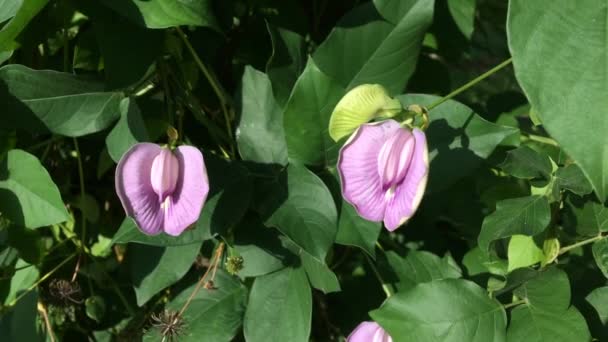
[377,128,415,197]
[150,147,179,203]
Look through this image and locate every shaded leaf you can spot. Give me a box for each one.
[256,164,338,261]
[100,0,219,30]
[555,163,593,196]
[335,201,381,257]
[508,0,608,200]
[384,250,462,291]
[0,64,123,137]
[447,0,476,39]
[507,267,590,342]
[398,94,519,193]
[300,251,340,294]
[593,238,608,278]
[236,66,287,165]
[500,145,552,180]
[266,24,306,107]
[0,0,48,52]
[478,196,551,252]
[106,98,149,163]
[244,267,311,342]
[283,58,344,166]
[129,242,200,306]
[314,0,434,93]
[0,150,68,229]
[371,279,506,342]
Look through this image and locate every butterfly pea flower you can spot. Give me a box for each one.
[347,321,392,342]
[115,143,209,236]
[338,119,428,231]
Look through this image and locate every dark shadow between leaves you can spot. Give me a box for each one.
[0,79,47,135]
[425,116,484,193]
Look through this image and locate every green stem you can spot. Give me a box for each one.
[559,234,606,256]
[175,26,235,157]
[503,299,527,309]
[73,138,87,249]
[427,58,513,111]
[7,253,77,308]
[364,253,394,298]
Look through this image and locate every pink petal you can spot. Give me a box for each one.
[347,321,392,342]
[150,147,179,202]
[377,129,415,189]
[338,120,401,222]
[163,146,209,236]
[115,143,164,235]
[383,128,428,231]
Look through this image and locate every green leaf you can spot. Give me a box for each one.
[478,196,551,252]
[555,163,593,196]
[371,279,506,342]
[233,219,293,278]
[257,164,338,261]
[447,0,476,39]
[266,24,306,107]
[314,0,434,93]
[85,296,106,323]
[564,196,608,236]
[398,94,518,193]
[0,291,43,342]
[500,146,552,180]
[0,149,68,228]
[236,66,287,165]
[0,259,38,305]
[384,250,461,291]
[0,0,22,24]
[586,286,608,325]
[508,0,608,200]
[283,58,344,166]
[0,0,48,52]
[507,235,544,272]
[300,251,340,294]
[129,242,200,306]
[99,0,219,30]
[507,267,590,342]
[335,201,381,257]
[106,98,149,163]
[593,238,608,279]
[244,267,312,342]
[462,246,508,277]
[0,64,123,137]
[157,270,247,342]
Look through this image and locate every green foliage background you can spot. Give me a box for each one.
[0,0,607,341]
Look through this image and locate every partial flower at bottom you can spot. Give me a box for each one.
[347,321,392,342]
[338,119,428,231]
[115,143,209,236]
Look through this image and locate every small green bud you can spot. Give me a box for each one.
[225,256,244,275]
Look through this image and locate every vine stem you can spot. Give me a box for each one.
[175,26,235,157]
[364,253,394,298]
[7,253,77,308]
[503,299,527,309]
[177,242,225,318]
[559,234,607,256]
[71,138,91,294]
[426,58,513,111]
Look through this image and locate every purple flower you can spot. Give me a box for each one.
[347,321,392,342]
[115,143,209,236]
[338,119,428,231]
